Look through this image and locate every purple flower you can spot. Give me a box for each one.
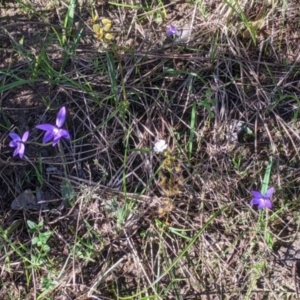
[36,106,70,146]
[250,187,274,209]
[166,25,177,36]
[9,131,29,158]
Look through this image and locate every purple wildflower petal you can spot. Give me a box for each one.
[36,124,56,131]
[59,129,70,139]
[9,133,21,141]
[251,191,262,198]
[18,143,25,158]
[250,198,260,205]
[52,136,63,146]
[263,199,273,209]
[257,203,265,209]
[257,198,269,209]
[43,131,55,144]
[52,138,59,146]
[13,147,19,157]
[22,131,29,142]
[56,107,66,128]
[9,140,18,147]
[166,25,177,35]
[264,187,274,198]
[52,129,70,146]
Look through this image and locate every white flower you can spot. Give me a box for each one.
[153,139,168,153]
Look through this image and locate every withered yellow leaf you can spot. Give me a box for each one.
[105,33,114,40]
[93,24,104,40]
[102,18,112,31]
[89,15,98,24]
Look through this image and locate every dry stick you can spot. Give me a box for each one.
[88,256,127,296]
[72,192,83,289]
[293,260,299,298]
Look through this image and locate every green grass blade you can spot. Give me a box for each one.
[261,157,273,194]
[188,101,196,161]
[62,0,77,45]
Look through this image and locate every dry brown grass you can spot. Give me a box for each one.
[1,0,300,299]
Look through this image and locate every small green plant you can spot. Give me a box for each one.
[75,241,95,263]
[232,152,242,170]
[198,88,216,122]
[27,220,53,268]
[40,273,59,292]
[104,196,135,230]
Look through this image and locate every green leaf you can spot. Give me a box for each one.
[242,123,253,135]
[38,220,44,228]
[261,157,273,194]
[27,220,37,230]
[128,148,152,153]
[39,231,52,244]
[265,231,273,248]
[32,237,39,245]
[62,0,76,44]
[42,244,50,253]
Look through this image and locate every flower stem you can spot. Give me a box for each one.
[58,142,73,206]
[58,142,68,178]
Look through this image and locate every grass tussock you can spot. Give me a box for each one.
[1,0,300,299]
